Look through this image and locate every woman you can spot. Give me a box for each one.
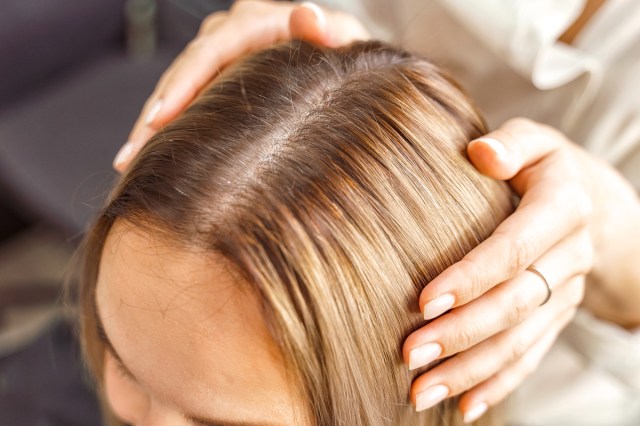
[81,40,518,424]
[113,2,640,424]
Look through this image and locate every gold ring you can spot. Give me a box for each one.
[526,265,552,306]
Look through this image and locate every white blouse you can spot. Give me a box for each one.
[312,0,640,424]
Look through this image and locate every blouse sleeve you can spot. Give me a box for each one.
[564,309,640,389]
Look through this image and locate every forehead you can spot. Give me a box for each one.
[95,220,296,422]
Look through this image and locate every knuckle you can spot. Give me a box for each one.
[507,292,532,325]
[510,236,536,272]
[456,258,485,301]
[200,11,227,33]
[445,314,477,351]
[488,232,524,277]
[456,327,476,351]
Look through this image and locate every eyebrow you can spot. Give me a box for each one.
[93,299,279,426]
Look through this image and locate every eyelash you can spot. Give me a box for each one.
[113,357,132,380]
[184,415,217,426]
[96,320,134,381]
[100,343,134,383]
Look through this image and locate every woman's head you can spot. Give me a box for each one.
[79,41,513,425]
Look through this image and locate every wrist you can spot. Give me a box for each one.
[586,172,640,327]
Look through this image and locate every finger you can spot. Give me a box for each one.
[467,117,565,180]
[147,18,292,127]
[410,285,579,413]
[419,175,592,319]
[113,136,154,172]
[290,2,330,45]
[407,230,588,369]
[323,11,371,46]
[122,13,227,140]
[150,2,295,125]
[114,80,184,171]
[290,2,370,47]
[457,304,578,422]
[115,3,297,171]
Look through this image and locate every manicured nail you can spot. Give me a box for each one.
[300,2,327,30]
[113,142,134,168]
[463,402,488,423]
[409,343,442,370]
[415,384,449,412]
[473,137,508,162]
[423,293,455,320]
[145,99,163,126]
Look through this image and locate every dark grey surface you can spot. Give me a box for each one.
[0,318,102,426]
[0,48,179,235]
[0,0,126,109]
[0,0,233,236]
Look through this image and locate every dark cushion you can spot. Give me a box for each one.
[0,48,179,234]
[0,0,126,109]
[0,318,102,426]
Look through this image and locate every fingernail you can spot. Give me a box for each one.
[300,2,327,30]
[463,402,488,423]
[423,293,455,320]
[415,384,449,412]
[113,142,134,168]
[145,99,163,126]
[409,342,442,370]
[472,137,508,162]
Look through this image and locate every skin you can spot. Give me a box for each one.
[95,220,306,425]
[112,0,640,422]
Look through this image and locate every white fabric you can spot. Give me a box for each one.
[312,0,640,424]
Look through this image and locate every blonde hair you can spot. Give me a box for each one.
[78,41,513,425]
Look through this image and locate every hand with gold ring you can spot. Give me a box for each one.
[402,117,640,422]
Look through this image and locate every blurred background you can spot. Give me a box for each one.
[0,1,231,424]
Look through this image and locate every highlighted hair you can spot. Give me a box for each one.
[78,41,513,425]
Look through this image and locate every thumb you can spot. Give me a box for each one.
[289,2,330,46]
[290,2,370,47]
[467,118,562,181]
